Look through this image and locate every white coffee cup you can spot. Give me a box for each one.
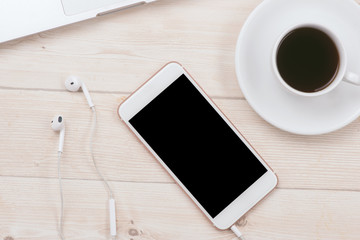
[272,23,360,97]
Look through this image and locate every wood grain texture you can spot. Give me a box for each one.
[0,0,262,98]
[0,176,359,240]
[1,0,360,239]
[1,89,360,191]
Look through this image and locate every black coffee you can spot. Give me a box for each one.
[276,27,340,93]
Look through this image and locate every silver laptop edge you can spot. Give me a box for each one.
[0,0,156,44]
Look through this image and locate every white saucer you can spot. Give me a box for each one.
[235,0,360,135]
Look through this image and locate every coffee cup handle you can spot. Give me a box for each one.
[344,72,360,85]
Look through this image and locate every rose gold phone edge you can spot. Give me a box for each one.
[117,62,278,230]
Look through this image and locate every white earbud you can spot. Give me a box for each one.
[65,76,94,108]
[51,115,65,153]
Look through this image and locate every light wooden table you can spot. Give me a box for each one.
[1,0,360,239]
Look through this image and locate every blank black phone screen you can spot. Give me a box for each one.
[129,74,267,218]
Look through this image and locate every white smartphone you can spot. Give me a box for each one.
[118,62,278,230]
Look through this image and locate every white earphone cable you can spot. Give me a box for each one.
[57,151,65,240]
[90,106,114,199]
[90,106,117,240]
[231,225,246,240]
